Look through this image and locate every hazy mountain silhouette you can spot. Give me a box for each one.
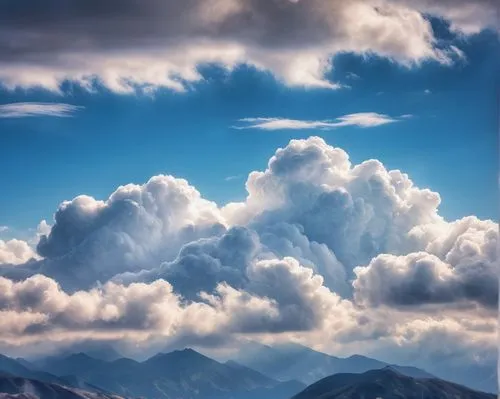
[234,342,434,384]
[25,348,305,399]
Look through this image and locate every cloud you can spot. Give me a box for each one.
[346,72,361,80]
[0,0,486,93]
[235,112,401,130]
[0,136,496,379]
[0,239,38,265]
[351,215,498,310]
[353,250,497,309]
[225,175,243,181]
[0,226,8,233]
[0,255,344,343]
[400,0,499,34]
[0,103,83,118]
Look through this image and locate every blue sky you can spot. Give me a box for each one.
[0,29,498,234]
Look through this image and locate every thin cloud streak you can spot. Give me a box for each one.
[225,175,243,182]
[235,112,408,131]
[0,102,83,118]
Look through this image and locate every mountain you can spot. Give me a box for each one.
[224,360,306,399]
[34,353,107,377]
[0,355,67,386]
[234,342,433,385]
[0,373,122,399]
[292,367,496,399]
[425,362,497,394]
[31,348,304,399]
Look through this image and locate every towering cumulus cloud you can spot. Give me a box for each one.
[0,0,496,92]
[0,137,496,380]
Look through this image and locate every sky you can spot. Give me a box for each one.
[0,0,498,388]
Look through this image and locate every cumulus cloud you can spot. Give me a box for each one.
[353,251,497,309]
[234,112,401,130]
[0,239,37,265]
[351,215,498,310]
[0,136,496,377]
[223,136,443,274]
[0,255,344,345]
[0,103,83,118]
[28,175,226,291]
[0,0,485,93]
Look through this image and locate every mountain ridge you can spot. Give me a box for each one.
[292,367,496,399]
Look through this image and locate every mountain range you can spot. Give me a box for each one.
[3,349,304,399]
[0,344,495,399]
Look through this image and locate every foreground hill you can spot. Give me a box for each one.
[292,367,496,399]
[0,374,122,399]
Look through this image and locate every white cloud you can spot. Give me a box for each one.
[0,226,8,233]
[346,72,361,80]
[400,0,499,34]
[0,239,38,265]
[0,136,496,380]
[0,0,485,93]
[0,102,83,118]
[225,175,243,182]
[235,112,401,130]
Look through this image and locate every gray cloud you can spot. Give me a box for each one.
[353,215,499,309]
[353,251,498,309]
[0,0,483,92]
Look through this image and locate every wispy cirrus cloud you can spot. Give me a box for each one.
[225,175,243,182]
[234,112,408,131]
[0,102,83,118]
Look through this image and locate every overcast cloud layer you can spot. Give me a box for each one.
[0,0,497,92]
[0,137,496,381]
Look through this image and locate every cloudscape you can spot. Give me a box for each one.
[0,1,498,398]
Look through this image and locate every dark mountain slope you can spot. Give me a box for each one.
[292,367,496,399]
[0,356,65,386]
[0,374,122,399]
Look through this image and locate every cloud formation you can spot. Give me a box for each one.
[235,113,402,130]
[0,136,496,378]
[0,0,490,93]
[0,239,37,265]
[0,103,83,118]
